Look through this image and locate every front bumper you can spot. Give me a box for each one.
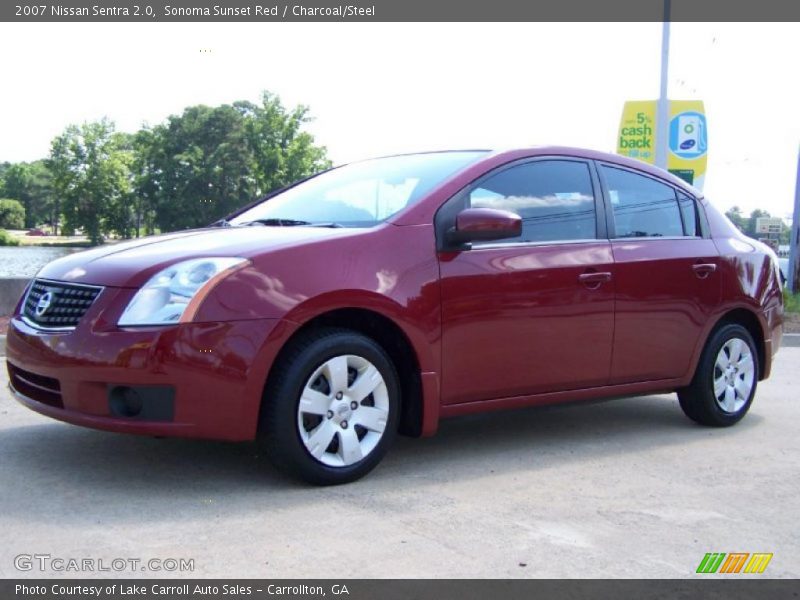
[6,308,287,441]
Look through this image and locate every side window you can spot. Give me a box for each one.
[469,160,597,244]
[602,166,684,238]
[678,192,700,237]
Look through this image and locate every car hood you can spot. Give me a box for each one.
[36,226,354,288]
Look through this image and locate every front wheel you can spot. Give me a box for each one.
[261,328,400,485]
[678,323,759,427]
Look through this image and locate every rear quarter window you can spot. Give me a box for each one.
[602,166,685,238]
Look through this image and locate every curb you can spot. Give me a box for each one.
[783,333,800,348]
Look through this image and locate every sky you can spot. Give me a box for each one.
[0,22,798,218]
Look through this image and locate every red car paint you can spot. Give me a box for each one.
[6,147,783,441]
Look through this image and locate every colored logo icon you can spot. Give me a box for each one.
[669,111,707,159]
[696,552,773,574]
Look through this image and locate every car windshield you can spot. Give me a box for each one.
[230,151,487,228]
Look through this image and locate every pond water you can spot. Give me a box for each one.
[0,246,85,278]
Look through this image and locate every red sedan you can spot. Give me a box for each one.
[6,147,784,484]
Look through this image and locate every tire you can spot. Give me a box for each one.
[678,323,759,427]
[260,327,400,485]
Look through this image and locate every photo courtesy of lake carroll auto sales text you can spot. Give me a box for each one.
[0,0,798,598]
[15,583,349,596]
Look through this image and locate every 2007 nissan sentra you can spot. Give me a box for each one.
[6,147,784,484]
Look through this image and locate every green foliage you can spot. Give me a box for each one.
[47,119,133,245]
[724,206,745,231]
[0,162,11,187]
[0,228,20,246]
[785,289,800,314]
[724,206,789,244]
[0,161,54,229]
[0,198,26,229]
[1,163,33,225]
[0,90,331,245]
[135,92,331,232]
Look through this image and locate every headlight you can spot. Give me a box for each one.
[118,257,249,326]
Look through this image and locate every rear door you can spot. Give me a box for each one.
[597,163,721,384]
[437,158,616,405]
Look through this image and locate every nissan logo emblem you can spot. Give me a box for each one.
[35,291,54,317]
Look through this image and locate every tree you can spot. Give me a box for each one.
[241,92,331,194]
[47,119,133,245]
[129,128,161,236]
[0,161,55,229]
[0,162,11,188]
[724,207,789,242]
[747,209,771,238]
[2,163,34,227]
[136,91,331,232]
[0,199,25,229]
[137,103,255,231]
[3,90,329,244]
[725,206,745,233]
[0,229,20,246]
[28,160,56,231]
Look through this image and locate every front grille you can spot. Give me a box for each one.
[23,279,102,330]
[7,362,63,408]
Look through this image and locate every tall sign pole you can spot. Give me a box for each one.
[618,2,706,189]
[789,145,800,293]
[654,0,671,170]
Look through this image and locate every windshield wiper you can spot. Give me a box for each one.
[239,218,343,228]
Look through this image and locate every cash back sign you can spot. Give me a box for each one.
[617,100,708,190]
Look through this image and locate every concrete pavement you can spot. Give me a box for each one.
[0,349,798,579]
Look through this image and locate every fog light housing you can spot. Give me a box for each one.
[108,385,175,421]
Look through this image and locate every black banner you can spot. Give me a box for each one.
[3,0,800,22]
[4,580,800,600]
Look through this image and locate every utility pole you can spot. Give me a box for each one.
[789,146,800,293]
[654,0,671,171]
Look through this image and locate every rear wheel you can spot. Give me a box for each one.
[678,323,758,427]
[261,328,399,485]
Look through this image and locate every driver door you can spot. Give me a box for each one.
[437,158,615,405]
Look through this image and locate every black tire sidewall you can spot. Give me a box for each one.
[266,330,400,485]
[695,323,759,425]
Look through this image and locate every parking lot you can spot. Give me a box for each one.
[0,348,797,579]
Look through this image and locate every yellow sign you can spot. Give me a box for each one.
[617,100,656,164]
[668,100,708,190]
[618,100,708,190]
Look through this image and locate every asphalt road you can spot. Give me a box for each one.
[0,348,797,579]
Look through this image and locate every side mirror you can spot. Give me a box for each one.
[446,208,522,245]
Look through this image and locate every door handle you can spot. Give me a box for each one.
[692,263,717,278]
[578,271,612,287]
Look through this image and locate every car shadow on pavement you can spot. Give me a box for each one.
[0,393,764,525]
[377,394,765,481]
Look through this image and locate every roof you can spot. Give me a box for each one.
[486,146,702,197]
[368,146,702,198]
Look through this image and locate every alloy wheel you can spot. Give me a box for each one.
[712,337,755,414]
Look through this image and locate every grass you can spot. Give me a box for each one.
[8,227,159,247]
[15,236,93,247]
[7,228,90,247]
[785,290,800,314]
[17,235,89,246]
